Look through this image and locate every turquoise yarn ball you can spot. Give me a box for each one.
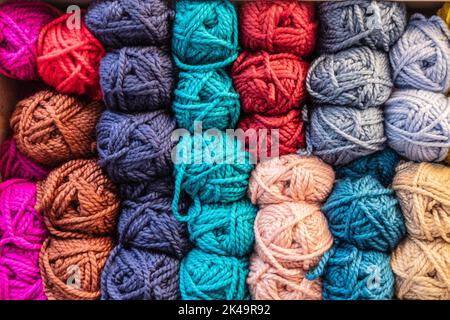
[173,69,240,132]
[322,176,406,252]
[307,242,395,300]
[180,248,250,300]
[172,0,238,70]
[185,199,257,257]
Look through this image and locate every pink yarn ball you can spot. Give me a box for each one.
[0,138,49,182]
[0,1,60,80]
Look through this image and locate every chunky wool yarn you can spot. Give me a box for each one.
[248,154,335,206]
[393,162,450,242]
[37,11,105,100]
[384,89,450,163]
[323,176,406,252]
[172,0,238,70]
[39,236,113,300]
[318,0,407,53]
[391,237,450,300]
[438,2,450,26]
[97,110,175,184]
[309,105,386,166]
[232,51,309,115]
[36,159,120,239]
[10,90,103,167]
[180,248,250,300]
[100,46,175,113]
[173,69,240,132]
[307,242,395,300]
[247,255,322,300]
[390,14,450,93]
[101,245,181,300]
[239,0,317,57]
[118,176,175,203]
[0,138,48,182]
[85,0,174,48]
[0,1,60,80]
[307,47,392,109]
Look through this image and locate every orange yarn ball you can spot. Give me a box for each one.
[37,11,105,100]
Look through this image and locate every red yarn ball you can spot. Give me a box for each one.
[37,11,105,100]
[238,109,305,160]
[239,0,317,57]
[232,51,309,115]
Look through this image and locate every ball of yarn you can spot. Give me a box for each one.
[238,109,305,159]
[390,14,450,93]
[336,148,400,187]
[10,90,103,167]
[254,202,333,272]
[37,11,105,100]
[309,105,386,166]
[385,89,450,163]
[318,0,407,53]
[180,248,250,300]
[0,1,60,80]
[36,159,120,239]
[39,236,113,300]
[185,199,257,257]
[232,51,309,115]
[85,0,174,48]
[438,2,450,26]
[323,176,406,252]
[118,176,175,202]
[239,0,317,57]
[118,198,190,259]
[248,154,335,206]
[307,47,392,109]
[173,69,240,132]
[307,242,395,300]
[100,46,175,113]
[97,110,175,184]
[0,138,48,181]
[391,237,450,300]
[248,255,322,300]
[101,245,180,300]
[172,0,238,70]
[393,162,450,242]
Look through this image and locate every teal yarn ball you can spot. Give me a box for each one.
[180,248,250,300]
[173,69,240,132]
[322,176,406,252]
[172,0,238,70]
[185,199,257,257]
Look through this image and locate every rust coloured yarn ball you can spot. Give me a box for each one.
[10,90,103,167]
[239,0,317,57]
[232,51,309,115]
[39,236,113,300]
[37,11,105,100]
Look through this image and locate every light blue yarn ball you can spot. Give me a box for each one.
[173,69,240,132]
[390,14,450,93]
[307,47,392,109]
[309,105,386,166]
[172,0,238,70]
[322,176,406,252]
[385,89,450,162]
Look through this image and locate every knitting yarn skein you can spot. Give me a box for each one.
[385,89,450,163]
[0,0,60,80]
[307,47,393,109]
[438,3,450,26]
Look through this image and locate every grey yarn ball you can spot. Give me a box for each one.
[309,105,386,166]
[307,47,393,109]
[385,89,450,163]
[319,0,407,53]
[390,14,450,93]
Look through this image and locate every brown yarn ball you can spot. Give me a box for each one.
[36,159,120,239]
[39,236,113,300]
[391,237,450,300]
[393,162,450,242]
[10,90,103,167]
